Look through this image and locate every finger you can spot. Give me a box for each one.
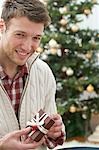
[51,115,63,125]
[24,136,33,144]
[48,130,62,140]
[24,133,45,144]
[48,127,62,134]
[21,138,45,149]
[51,113,61,119]
[49,120,62,129]
[12,127,31,138]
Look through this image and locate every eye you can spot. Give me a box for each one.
[32,36,41,41]
[15,33,25,38]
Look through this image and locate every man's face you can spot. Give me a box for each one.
[0,17,44,66]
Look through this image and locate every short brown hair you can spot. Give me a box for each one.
[1,0,51,27]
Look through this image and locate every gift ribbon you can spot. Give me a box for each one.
[27,112,49,135]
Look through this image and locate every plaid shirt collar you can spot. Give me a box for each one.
[0,64,28,80]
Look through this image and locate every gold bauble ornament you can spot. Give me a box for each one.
[84,9,91,15]
[66,68,74,76]
[59,6,68,14]
[85,51,92,59]
[50,48,57,55]
[69,105,77,113]
[49,39,58,48]
[62,66,67,72]
[71,24,79,32]
[60,27,66,32]
[86,84,94,93]
[60,18,67,26]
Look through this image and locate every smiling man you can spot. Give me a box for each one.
[0,0,65,150]
[1,17,44,77]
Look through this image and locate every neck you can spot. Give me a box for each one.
[4,65,18,79]
[1,63,18,79]
[0,58,18,79]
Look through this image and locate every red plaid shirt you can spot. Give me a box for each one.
[0,64,64,148]
[0,64,28,117]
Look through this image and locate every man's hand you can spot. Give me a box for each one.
[0,127,44,150]
[47,114,64,140]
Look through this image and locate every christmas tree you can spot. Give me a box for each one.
[38,0,99,139]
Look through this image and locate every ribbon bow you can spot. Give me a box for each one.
[27,112,49,136]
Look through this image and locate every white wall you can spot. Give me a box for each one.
[80,5,99,30]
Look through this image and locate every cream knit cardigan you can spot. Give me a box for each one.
[0,52,57,150]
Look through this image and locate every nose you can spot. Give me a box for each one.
[21,38,33,52]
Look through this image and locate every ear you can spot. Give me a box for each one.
[0,19,6,33]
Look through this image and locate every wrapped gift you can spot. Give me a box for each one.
[26,109,55,142]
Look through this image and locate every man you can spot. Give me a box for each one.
[0,0,65,149]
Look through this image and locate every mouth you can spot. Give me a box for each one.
[16,49,30,58]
